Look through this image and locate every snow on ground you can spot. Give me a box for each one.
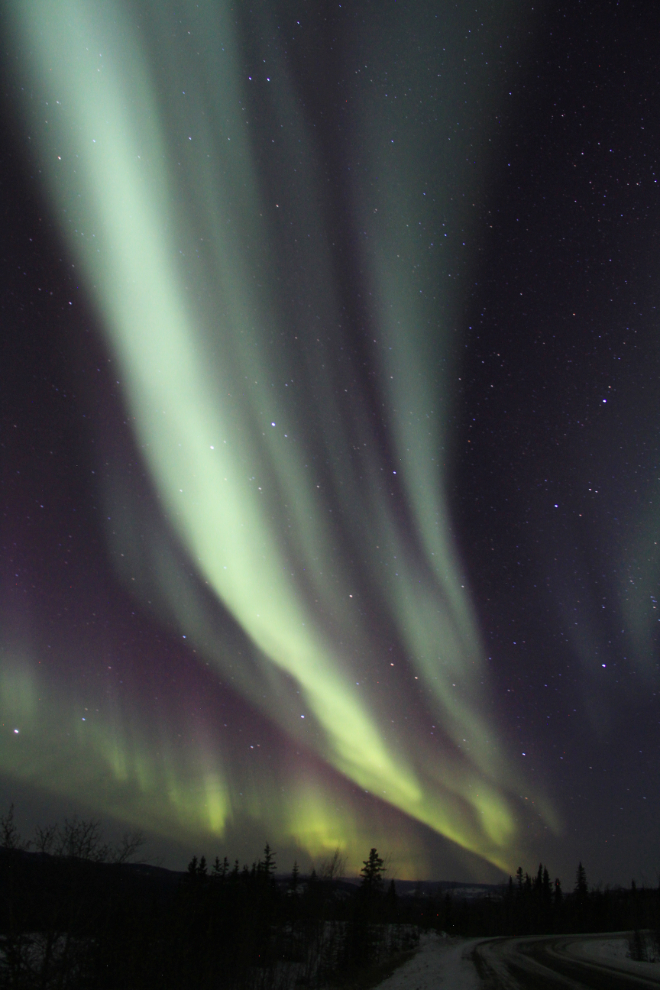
[373,932,482,990]
[566,933,660,980]
[572,935,631,963]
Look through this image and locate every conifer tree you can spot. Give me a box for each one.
[360,848,385,891]
[212,855,229,879]
[262,843,276,881]
[515,866,524,894]
[289,860,300,893]
[542,866,552,907]
[535,863,543,892]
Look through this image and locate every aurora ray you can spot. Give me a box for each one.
[3,0,556,873]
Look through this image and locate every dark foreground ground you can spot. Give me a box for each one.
[2,844,660,989]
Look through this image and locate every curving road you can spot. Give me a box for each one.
[473,933,660,989]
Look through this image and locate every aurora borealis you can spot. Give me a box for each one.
[2,2,659,884]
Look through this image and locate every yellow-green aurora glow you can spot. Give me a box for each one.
[5,0,557,874]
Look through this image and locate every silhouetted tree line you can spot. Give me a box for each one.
[428,861,660,946]
[2,806,659,988]
[0,810,417,990]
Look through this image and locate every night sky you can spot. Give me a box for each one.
[1,1,659,885]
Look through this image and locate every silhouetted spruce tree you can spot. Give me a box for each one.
[572,861,588,931]
[541,867,552,914]
[262,843,276,882]
[575,862,588,899]
[345,849,386,971]
[289,860,300,893]
[535,863,543,893]
[542,867,551,898]
[630,879,640,933]
[554,877,563,908]
[212,855,229,879]
[360,848,385,892]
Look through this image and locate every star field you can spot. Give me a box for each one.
[1,1,659,884]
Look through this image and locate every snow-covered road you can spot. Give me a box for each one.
[475,931,660,988]
[374,933,483,990]
[376,931,660,989]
